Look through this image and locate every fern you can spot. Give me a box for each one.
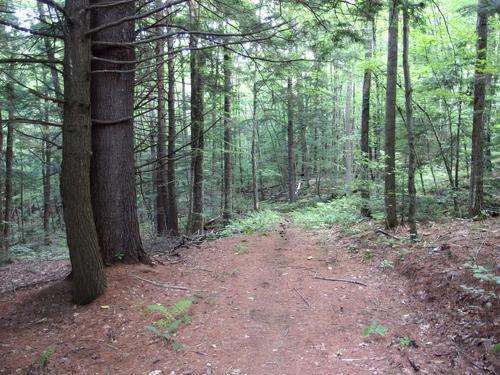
[143,298,193,350]
[144,303,168,316]
[38,345,56,367]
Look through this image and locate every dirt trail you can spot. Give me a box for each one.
[0,220,464,374]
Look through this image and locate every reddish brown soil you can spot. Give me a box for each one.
[0,218,498,375]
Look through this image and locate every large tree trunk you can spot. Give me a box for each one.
[360,22,373,217]
[166,15,179,235]
[403,5,417,240]
[154,1,168,236]
[469,0,488,217]
[189,2,205,233]
[223,48,233,221]
[344,72,353,193]
[90,0,148,264]
[287,77,296,202]
[3,81,14,253]
[62,0,106,304]
[384,0,399,229]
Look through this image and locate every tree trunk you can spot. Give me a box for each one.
[43,106,52,245]
[3,82,14,253]
[287,77,296,202]
[189,2,205,233]
[62,0,106,304]
[298,89,309,185]
[403,5,417,240]
[223,48,233,221]
[469,0,488,217]
[251,70,259,211]
[166,15,179,235]
[154,1,168,236]
[384,0,399,229]
[360,22,373,217]
[344,73,353,193]
[90,0,148,264]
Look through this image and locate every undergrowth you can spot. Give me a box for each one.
[218,210,282,237]
[290,196,364,229]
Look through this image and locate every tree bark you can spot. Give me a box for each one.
[43,105,52,245]
[469,0,488,217]
[223,48,233,221]
[90,0,148,264]
[251,71,259,211]
[287,77,296,202]
[384,0,399,229]
[344,73,353,193]
[189,1,205,233]
[166,15,179,235]
[62,0,106,304]
[3,81,14,253]
[360,22,373,217]
[403,5,417,240]
[154,0,168,236]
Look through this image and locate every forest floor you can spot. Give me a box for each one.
[0,216,499,375]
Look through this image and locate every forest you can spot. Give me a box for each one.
[0,0,498,374]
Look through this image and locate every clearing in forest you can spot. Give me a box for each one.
[0,217,499,374]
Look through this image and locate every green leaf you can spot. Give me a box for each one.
[494,343,500,353]
[363,321,388,337]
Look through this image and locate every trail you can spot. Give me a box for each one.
[0,220,460,374]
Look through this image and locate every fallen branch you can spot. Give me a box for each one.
[132,275,207,293]
[293,288,310,308]
[313,274,368,287]
[375,229,400,240]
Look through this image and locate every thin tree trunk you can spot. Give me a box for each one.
[223,48,233,221]
[287,77,296,202]
[43,105,52,245]
[62,0,106,304]
[384,0,399,229]
[251,70,259,211]
[90,0,148,264]
[403,4,417,240]
[344,73,353,193]
[469,0,488,216]
[166,15,179,235]
[189,1,205,233]
[155,0,168,236]
[299,87,309,185]
[360,22,373,217]
[3,82,14,253]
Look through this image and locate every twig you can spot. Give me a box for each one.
[313,274,368,287]
[375,229,400,240]
[293,288,310,308]
[408,357,420,372]
[132,275,206,293]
